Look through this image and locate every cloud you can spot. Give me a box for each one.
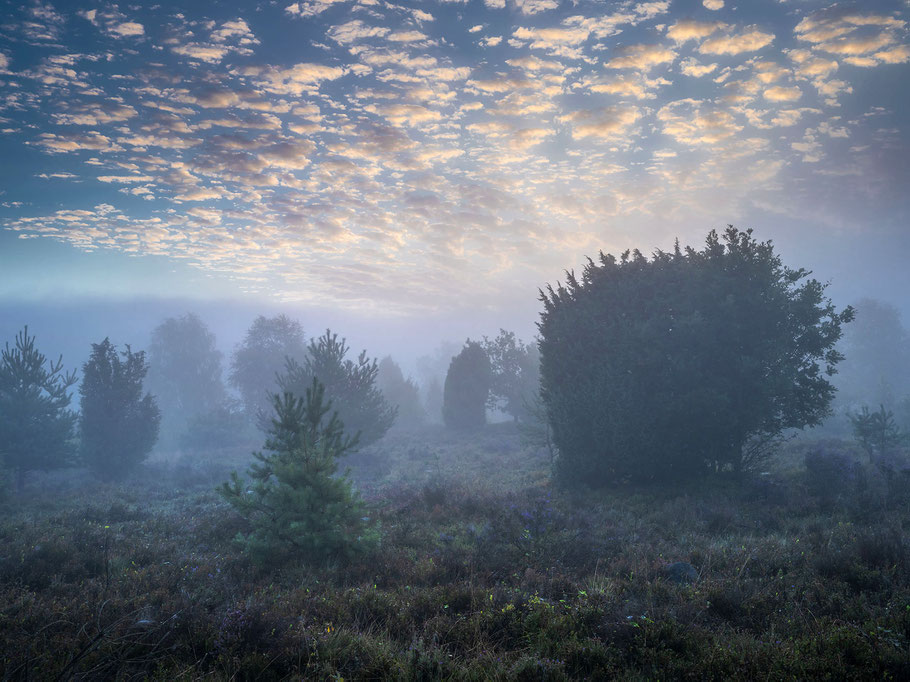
[515,0,559,15]
[388,30,429,43]
[680,58,717,77]
[239,63,347,95]
[34,131,121,153]
[52,102,138,126]
[666,19,723,43]
[560,105,641,140]
[794,8,906,65]
[763,85,802,102]
[285,0,350,17]
[703,0,723,10]
[583,73,669,99]
[364,103,443,126]
[657,99,742,145]
[79,7,144,39]
[699,27,774,55]
[169,18,259,63]
[21,1,65,42]
[97,175,155,183]
[606,44,675,70]
[329,21,390,44]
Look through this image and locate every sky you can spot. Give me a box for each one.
[1,0,909,361]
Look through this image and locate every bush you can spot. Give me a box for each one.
[538,227,853,486]
[219,378,376,565]
[442,341,490,431]
[804,449,860,506]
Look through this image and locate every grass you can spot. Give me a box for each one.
[1,424,909,679]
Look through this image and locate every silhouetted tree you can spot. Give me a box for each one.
[377,356,424,428]
[850,404,907,464]
[443,341,491,431]
[80,338,160,480]
[219,378,375,565]
[147,313,226,445]
[230,314,307,423]
[482,329,540,422]
[835,298,910,413]
[539,227,853,486]
[279,330,396,448]
[0,327,77,491]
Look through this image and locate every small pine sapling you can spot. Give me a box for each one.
[219,378,376,566]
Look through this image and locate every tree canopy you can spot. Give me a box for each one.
[538,227,854,486]
[146,313,226,444]
[230,314,307,423]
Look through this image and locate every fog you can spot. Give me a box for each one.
[2,0,910,675]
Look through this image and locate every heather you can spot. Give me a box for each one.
[2,426,908,680]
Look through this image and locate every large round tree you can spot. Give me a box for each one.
[538,227,854,486]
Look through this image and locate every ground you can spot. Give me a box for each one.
[1,424,908,679]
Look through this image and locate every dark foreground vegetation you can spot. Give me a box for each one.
[1,426,909,680]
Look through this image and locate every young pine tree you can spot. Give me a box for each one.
[80,338,161,480]
[0,327,77,492]
[219,378,375,565]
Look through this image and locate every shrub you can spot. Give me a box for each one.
[442,341,490,431]
[538,227,853,486]
[219,378,376,565]
[803,449,860,506]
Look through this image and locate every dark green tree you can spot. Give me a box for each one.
[80,338,161,480]
[539,227,853,486]
[230,314,307,423]
[443,341,491,431]
[279,330,395,448]
[377,356,425,428]
[146,313,226,446]
[0,327,77,491]
[219,378,375,565]
[482,329,540,422]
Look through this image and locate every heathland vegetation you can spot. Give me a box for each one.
[1,228,909,679]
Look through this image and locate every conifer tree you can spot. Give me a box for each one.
[80,338,160,480]
[443,341,491,431]
[0,327,77,491]
[219,378,375,565]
